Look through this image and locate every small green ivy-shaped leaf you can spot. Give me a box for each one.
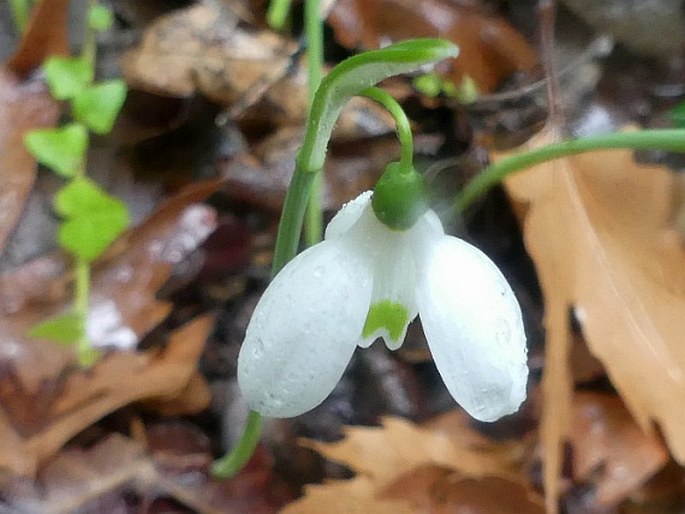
[29,311,84,345]
[88,3,114,31]
[24,123,88,178]
[73,80,127,134]
[44,56,93,100]
[55,177,130,262]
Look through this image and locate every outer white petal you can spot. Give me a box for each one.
[238,239,372,417]
[324,191,373,240]
[417,236,528,422]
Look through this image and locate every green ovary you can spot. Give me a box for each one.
[362,300,410,343]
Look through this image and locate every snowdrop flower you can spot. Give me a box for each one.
[238,187,528,422]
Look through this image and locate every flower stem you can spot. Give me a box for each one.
[455,129,685,211]
[211,410,264,478]
[362,87,413,169]
[82,0,98,68]
[10,0,32,33]
[303,0,324,247]
[267,0,292,29]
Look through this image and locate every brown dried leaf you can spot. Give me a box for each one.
[328,0,538,93]
[0,182,219,476]
[282,476,415,514]
[303,412,524,490]
[500,130,685,510]
[1,431,291,514]
[121,4,297,107]
[0,70,60,254]
[0,315,213,477]
[571,392,668,505]
[6,0,70,77]
[381,465,545,514]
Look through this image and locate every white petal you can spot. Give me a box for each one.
[324,191,373,240]
[238,239,372,417]
[417,236,528,422]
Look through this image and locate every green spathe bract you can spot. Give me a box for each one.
[24,123,88,178]
[54,177,130,262]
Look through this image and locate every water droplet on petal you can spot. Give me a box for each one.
[313,265,325,278]
[496,318,511,348]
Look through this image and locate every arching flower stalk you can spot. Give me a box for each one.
[238,164,529,422]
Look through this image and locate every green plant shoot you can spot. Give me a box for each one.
[24,2,129,366]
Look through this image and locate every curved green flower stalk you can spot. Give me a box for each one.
[211,38,457,479]
[455,129,685,211]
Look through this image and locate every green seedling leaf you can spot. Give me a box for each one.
[55,177,130,261]
[297,38,458,174]
[24,123,88,178]
[29,311,84,345]
[78,346,101,367]
[73,80,127,134]
[44,56,93,100]
[413,72,443,97]
[88,3,114,31]
[670,100,685,128]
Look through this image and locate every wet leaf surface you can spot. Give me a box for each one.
[328,0,538,93]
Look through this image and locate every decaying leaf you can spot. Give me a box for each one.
[381,465,545,514]
[0,0,70,254]
[289,413,537,513]
[282,476,416,514]
[0,431,291,514]
[328,0,538,93]
[499,130,685,511]
[0,181,220,476]
[571,392,668,505]
[121,4,297,107]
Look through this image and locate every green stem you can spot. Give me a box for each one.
[273,168,317,274]
[10,0,32,33]
[212,410,264,478]
[82,0,98,67]
[362,87,413,169]
[74,257,97,365]
[267,0,292,29]
[455,129,685,211]
[303,0,324,247]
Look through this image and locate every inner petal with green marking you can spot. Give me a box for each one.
[362,299,410,343]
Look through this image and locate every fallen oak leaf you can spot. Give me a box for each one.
[302,413,525,490]
[499,130,685,511]
[121,3,297,107]
[0,315,213,477]
[380,465,545,514]
[570,392,668,505]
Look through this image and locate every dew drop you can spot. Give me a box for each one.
[496,318,511,348]
[313,265,325,278]
[252,339,265,358]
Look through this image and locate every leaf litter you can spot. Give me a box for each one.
[3,1,685,513]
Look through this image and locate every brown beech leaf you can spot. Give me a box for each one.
[121,3,297,107]
[328,0,538,93]
[500,130,685,511]
[6,0,70,77]
[302,412,524,490]
[0,182,219,476]
[0,315,213,477]
[0,71,60,254]
[571,392,668,505]
[0,431,291,514]
[282,476,415,514]
[380,465,545,514]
